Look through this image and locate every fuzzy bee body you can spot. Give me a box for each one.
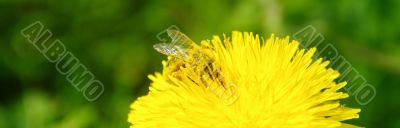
[153,30,224,87]
[153,29,239,105]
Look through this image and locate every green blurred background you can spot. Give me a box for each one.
[0,0,399,127]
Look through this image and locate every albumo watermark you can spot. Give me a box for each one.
[293,25,376,106]
[20,21,104,102]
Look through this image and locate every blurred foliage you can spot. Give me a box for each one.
[0,0,399,127]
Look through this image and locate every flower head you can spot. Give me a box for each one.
[128,31,360,128]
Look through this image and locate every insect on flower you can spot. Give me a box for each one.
[153,29,239,105]
[153,29,218,79]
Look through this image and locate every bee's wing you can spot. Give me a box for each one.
[153,43,175,55]
[167,29,195,50]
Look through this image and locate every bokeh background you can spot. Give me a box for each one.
[1,0,399,127]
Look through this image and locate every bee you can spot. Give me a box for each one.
[153,29,240,105]
[153,29,221,84]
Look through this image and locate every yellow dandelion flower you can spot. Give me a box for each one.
[128,30,361,128]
